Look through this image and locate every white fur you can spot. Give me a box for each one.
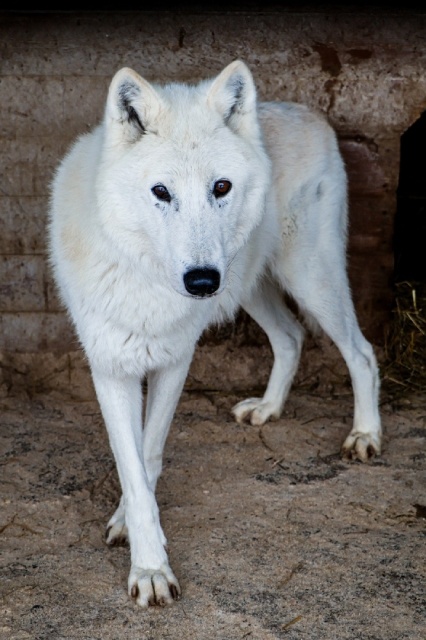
[48,60,381,608]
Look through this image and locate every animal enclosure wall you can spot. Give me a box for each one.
[1,6,426,398]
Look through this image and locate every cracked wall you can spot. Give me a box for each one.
[1,7,426,397]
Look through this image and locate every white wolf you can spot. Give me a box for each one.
[48,60,381,608]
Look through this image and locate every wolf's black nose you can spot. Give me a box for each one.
[183,268,221,297]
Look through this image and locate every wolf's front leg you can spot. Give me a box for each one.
[143,355,193,491]
[92,370,180,608]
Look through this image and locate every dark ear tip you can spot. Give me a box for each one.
[110,76,145,134]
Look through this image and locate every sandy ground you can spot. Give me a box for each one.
[1,345,425,640]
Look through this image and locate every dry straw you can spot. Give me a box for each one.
[383,281,426,394]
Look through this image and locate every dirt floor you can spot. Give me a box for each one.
[1,343,425,640]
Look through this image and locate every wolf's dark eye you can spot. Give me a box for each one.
[152,184,171,202]
[213,180,232,198]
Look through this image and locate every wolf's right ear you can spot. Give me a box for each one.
[105,67,163,144]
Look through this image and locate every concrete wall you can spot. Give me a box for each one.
[1,7,426,397]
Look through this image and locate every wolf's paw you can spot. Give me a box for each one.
[105,501,128,546]
[231,397,281,426]
[129,565,181,608]
[105,520,129,547]
[341,432,381,462]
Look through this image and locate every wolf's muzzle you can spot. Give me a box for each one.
[183,268,221,297]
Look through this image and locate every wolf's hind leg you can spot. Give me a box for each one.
[232,279,304,426]
[283,260,382,461]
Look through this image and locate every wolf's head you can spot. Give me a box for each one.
[96,60,271,298]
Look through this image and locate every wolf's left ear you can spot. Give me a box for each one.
[105,67,164,144]
[206,60,260,139]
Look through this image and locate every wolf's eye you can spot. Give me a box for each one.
[152,184,171,202]
[213,180,232,198]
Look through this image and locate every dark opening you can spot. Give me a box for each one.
[394,111,426,282]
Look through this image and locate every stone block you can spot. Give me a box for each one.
[0,76,64,138]
[0,196,48,254]
[0,311,76,352]
[0,137,68,197]
[0,349,94,401]
[339,137,387,196]
[0,256,46,312]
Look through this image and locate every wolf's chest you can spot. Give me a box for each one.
[74,265,213,375]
